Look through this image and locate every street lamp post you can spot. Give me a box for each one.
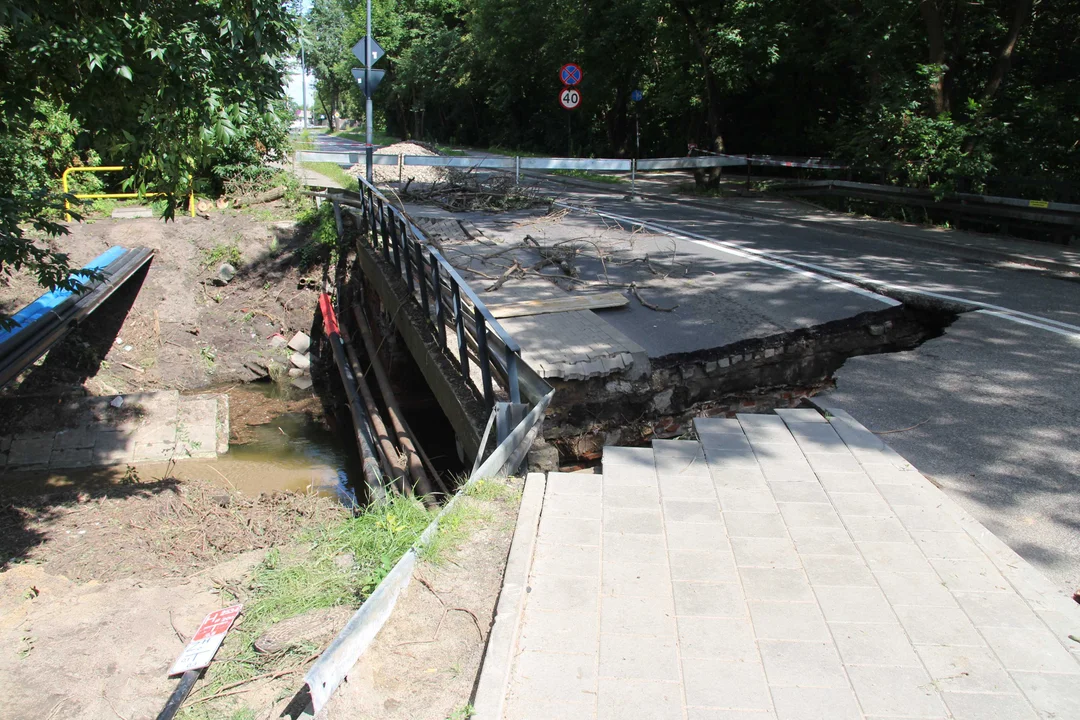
[365,0,373,183]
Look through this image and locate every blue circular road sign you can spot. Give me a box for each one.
[631,89,644,102]
[560,63,582,86]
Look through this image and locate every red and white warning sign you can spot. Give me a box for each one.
[168,604,243,676]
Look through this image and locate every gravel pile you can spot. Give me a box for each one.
[346,141,447,184]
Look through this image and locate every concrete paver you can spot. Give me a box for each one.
[0,391,228,472]
[482,408,1080,720]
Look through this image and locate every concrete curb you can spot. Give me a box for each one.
[472,472,547,720]
[533,172,1080,276]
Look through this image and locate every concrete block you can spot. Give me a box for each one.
[831,621,922,667]
[917,645,1018,693]
[768,481,829,504]
[602,561,673,598]
[1010,672,1080,719]
[929,557,1011,593]
[7,435,55,466]
[509,650,597,707]
[603,533,668,565]
[669,549,738,583]
[597,678,682,720]
[526,574,599,613]
[844,516,912,543]
[531,542,601,578]
[731,537,801,569]
[49,447,94,469]
[894,606,985,646]
[602,507,663,536]
[859,541,933,573]
[538,516,601,546]
[941,692,1037,720]
[132,440,177,463]
[759,640,848,687]
[778,502,845,531]
[748,600,830,642]
[519,608,598,655]
[770,687,861,720]
[543,492,602,520]
[664,521,730,552]
[875,570,958,608]
[599,633,679,681]
[287,331,311,353]
[723,511,788,539]
[828,491,894,518]
[677,616,756,661]
[547,471,602,496]
[662,499,721,524]
[682,658,770,710]
[657,474,714,498]
[787,526,859,556]
[804,452,864,474]
[603,486,659,510]
[909,530,985,560]
[953,591,1046,629]
[715,487,778,513]
[801,554,876,587]
[600,595,676,637]
[980,626,1080,673]
[846,666,947,718]
[92,430,134,465]
[53,427,96,450]
[817,471,876,493]
[673,581,746,617]
[739,567,814,602]
[815,585,895,623]
[290,352,311,370]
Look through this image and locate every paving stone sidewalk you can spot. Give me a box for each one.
[0,390,228,473]
[480,408,1080,719]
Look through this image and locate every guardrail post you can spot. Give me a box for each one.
[333,200,344,238]
[505,344,520,405]
[432,255,446,348]
[474,306,494,408]
[416,241,429,314]
[451,278,468,377]
[390,214,402,275]
[378,198,390,261]
[515,156,520,185]
[402,230,415,294]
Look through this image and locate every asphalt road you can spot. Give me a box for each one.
[549,182,1080,595]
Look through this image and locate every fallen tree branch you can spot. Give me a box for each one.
[629,282,677,312]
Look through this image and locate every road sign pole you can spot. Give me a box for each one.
[364,0,373,183]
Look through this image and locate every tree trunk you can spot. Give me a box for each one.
[920,0,950,115]
[983,0,1032,101]
[672,0,724,142]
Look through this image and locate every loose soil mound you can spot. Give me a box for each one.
[346,141,446,184]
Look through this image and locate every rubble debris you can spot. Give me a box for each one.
[287,331,311,354]
[290,352,311,370]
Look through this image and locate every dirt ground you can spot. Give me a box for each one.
[0,204,322,399]
[0,479,346,720]
[323,478,523,720]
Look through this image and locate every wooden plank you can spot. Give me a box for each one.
[488,292,629,318]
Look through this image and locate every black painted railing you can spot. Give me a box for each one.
[328,178,537,409]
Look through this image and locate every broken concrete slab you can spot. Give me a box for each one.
[290,352,311,370]
[287,331,311,354]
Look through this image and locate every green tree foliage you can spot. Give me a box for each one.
[1,1,296,327]
[306,0,1077,194]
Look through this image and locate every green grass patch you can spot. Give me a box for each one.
[178,494,437,719]
[202,241,243,269]
[300,161,359,193]
[550,169,626,184]
[330,129,399,146]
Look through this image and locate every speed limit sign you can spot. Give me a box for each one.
[559,87,582,110]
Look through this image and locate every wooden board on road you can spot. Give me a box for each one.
[488,292,628,318]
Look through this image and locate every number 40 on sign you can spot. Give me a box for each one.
[560,87,581,110]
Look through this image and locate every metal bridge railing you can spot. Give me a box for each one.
[325,177,552,411]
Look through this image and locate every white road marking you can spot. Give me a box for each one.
[558,202,1080,340]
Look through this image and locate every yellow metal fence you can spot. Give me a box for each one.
[61,166,195,220]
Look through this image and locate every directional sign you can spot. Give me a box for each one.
[631,89,644,102]
[351,68,386,98]
[559,86,582,110]
[352,37,385,66]
[560,63,582,87]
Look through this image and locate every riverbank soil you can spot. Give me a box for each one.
[0,205,322,398]
[0,478,345,720]
[324,477,524,720]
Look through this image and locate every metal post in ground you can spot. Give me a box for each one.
[364,0,373,183]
